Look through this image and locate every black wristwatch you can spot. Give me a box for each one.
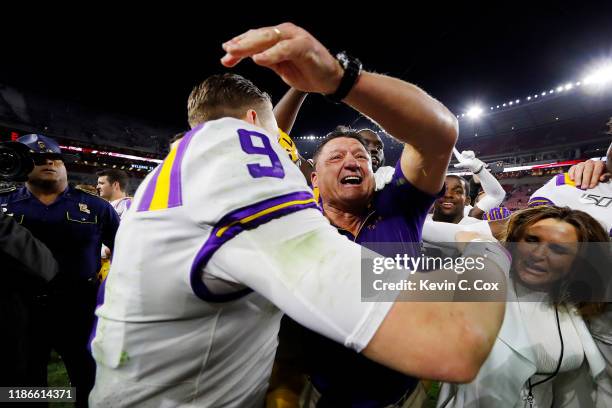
[326,51,362,103]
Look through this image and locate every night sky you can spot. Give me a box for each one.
[3,2,612,137]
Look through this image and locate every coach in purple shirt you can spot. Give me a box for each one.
[291,125,446,407]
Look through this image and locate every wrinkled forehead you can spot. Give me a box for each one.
[322,137,369,156]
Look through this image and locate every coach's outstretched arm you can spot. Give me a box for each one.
[222,22,457,195]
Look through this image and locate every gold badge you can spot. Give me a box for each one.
[38,141,47,151]
[79,203,90,214]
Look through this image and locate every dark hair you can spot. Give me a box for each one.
[503,206,610,317]
[446,174,470,198]
[357,128,385,147]
[96,169,129,191]
[187,73,272,128]
[468,176,481,203]
[312,126,369,166]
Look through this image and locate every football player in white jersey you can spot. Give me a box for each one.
[89,23,509,407]
[529,141,612,236]
[97,169,133,280]
[452,150,506,220]
[96,169,132,219]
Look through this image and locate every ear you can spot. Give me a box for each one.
[112,181,121,190]
[244,109,258,126]
[311,170,318,189]
[465,196,472,206]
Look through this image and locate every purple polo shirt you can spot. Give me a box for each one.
[304,160,443,407]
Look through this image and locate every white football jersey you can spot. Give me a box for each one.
[111,196,132,219]
[529,173,612,236]
[89,118,392,407]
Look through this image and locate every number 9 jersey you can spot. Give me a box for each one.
[89,118,392,407]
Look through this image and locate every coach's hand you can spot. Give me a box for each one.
[221,23,343,95]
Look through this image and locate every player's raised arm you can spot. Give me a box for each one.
[221,22,458,195]
[274,88,308,134]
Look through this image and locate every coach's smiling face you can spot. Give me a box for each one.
[312,137,375,212]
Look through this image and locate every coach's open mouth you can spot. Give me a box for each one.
[341,175,363,185]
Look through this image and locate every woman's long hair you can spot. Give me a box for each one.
[502,206,610,318]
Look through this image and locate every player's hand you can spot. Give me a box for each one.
[453,150,486,174]
[568,159,610,189]
[374,166,395,191]
[221,23,343,95]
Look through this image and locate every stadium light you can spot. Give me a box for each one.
[466,106,484,119]
[583,63,612,87]
[457,60,612,121]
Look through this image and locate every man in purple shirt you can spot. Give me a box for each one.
[284,125,443,406]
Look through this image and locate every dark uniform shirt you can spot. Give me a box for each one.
[304,161,442,407]
[0,185,119,285]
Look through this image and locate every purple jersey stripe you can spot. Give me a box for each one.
[555,173,566,186]
[190,191,318,302]
[219,190,315,226]
[167,124,203,208]
[528,196,555,207]
[137,165,163,212]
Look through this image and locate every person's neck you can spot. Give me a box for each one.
[432,211,463,224]
[27,181,67,206]
[322,202,368,236]
[110,191,127,202]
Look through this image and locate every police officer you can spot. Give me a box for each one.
[0,134,119,407]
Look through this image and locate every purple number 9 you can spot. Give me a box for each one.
[238,129,285,179]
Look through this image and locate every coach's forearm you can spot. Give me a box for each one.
[344,72,458,153]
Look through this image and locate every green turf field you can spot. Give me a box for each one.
[47,352,72,407]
